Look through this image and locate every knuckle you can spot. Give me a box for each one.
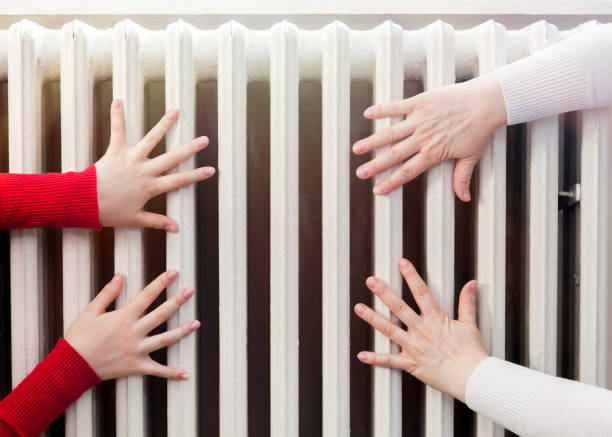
[415,284,429,298]
[400,162,413,178]
[390,299,407,316]
[387,127,396,144]
[390,146,403,164]
[383,320,396,338]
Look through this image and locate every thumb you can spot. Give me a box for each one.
[134,211,178,232]
[453,158,476,202]
[89,273,123,314]
[457,280,477,324]
[108,99,126,152]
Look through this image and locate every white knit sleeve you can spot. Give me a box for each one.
[496,23,612,125]
[466,357,612,437]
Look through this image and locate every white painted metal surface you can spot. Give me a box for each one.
[217,21,248,437]
[112,20,151,437]
[8,20,58,388]
[579,105,611,387]
[165,20,198,437]
[321,21,350,437]
[525,21,559,375]
[577,18,611,387]
[269,20,300,437]
[474,20,507,437]
[2,17,612,437]
[424,20,456,437]
[372,20,403,437]
[60,20,111,437]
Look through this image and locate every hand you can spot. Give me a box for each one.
[95,99,215,231]
[354,259,488,403]
[65,270,200,381]
[353,73,507,201]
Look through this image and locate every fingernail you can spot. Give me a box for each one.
[463,190,471,202]
[196,136,209,148]
[364,107,374,117]
[112,99,121,109]
[366,276,377,288]
[164,223,177,232]
[180,372,190,380]
[111,273,121,285]
[203,167,216,177]
[355,303,366,315]
[399,259,410,268]
[352,142,362,154]
[167,270,178,281]
[189,320,201,331]
[182,288,194,299]
[167,108,179,120]
[356,166,367,178]
[373,185,384,195]
[357,351,369,361]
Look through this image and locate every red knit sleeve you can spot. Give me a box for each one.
[0,165,101,230]
[0,338,101,437]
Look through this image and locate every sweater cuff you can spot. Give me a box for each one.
[0,165,102,230]
[495,35,589,125]
[0,338,101,437]
[465,357,544,436]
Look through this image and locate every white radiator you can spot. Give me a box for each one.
[0,18,610,437]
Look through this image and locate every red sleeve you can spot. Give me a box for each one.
[0,338,101,437]
[0,165,101,230]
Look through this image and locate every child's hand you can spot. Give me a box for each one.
[65,270,200,381]
[354,259,489,403]
[95,99,215,231]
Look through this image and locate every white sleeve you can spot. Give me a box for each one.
[466,357,612,437]
[496,23,612,125]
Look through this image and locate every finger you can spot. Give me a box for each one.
[397,259,440,315]
[353,303,409,345]
[352,120,416,155]
[363,99,415,119]
[453,158,476,202]
[365,276,419,328]
[457,280,478,325]
[357,351,407,369]
[133,211,178,233]
[109,99,126,149]
[88,273,123,314]
[141,356,190,380]
[140,319,200,353]
[128,270,178,316]
[355,136,419,179]
[137,108,179,157]
[373,152,430,195]
[146,136,209,175]
[138,287,195,333]
[151,167,216,196]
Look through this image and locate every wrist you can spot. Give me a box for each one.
[469,73,508,130]
[454,352,489,403]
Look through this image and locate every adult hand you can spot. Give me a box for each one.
[354,259,488,403]
[353,73,507,201]
[65,270,199,381]
[95,99,215,231]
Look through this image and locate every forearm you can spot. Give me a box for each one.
[0,165,101,230]
[497,23,612,125]
[0,338,100,437]
[466,357,612,436]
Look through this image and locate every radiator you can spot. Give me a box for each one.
[0,18,610,437]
